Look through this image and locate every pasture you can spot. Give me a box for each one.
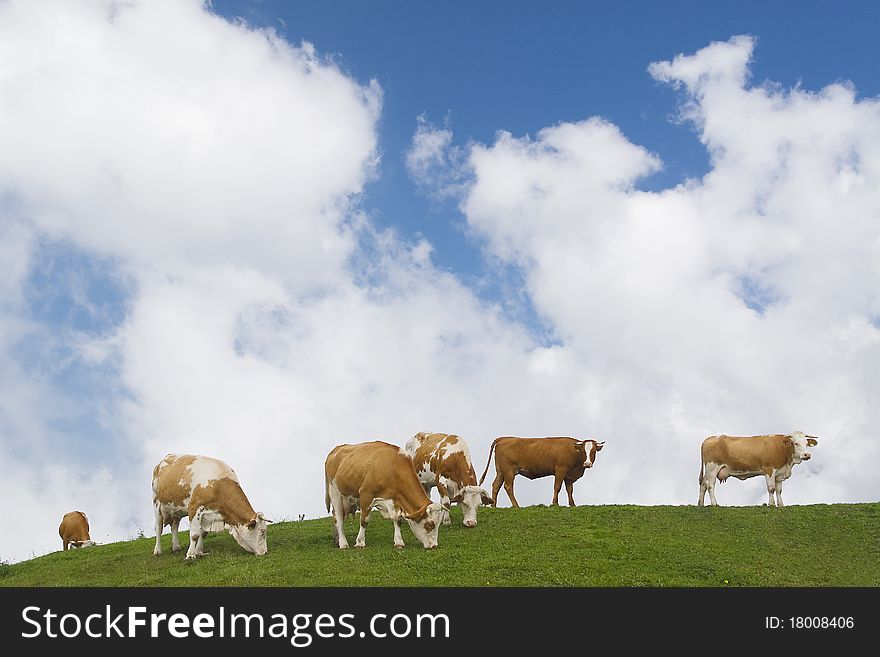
[2,503,878,587]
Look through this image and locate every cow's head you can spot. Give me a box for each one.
[70,540,97,549]
[578,440,605,468]
[786,432,818,463]
[450,485,492,527]
[228,512,269,556]
[404,502,444,549]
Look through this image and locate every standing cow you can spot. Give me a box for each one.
[698,431,818,507]
[324,441,445,549]
[59,511,96,550]
[405,432,492,527]
[152,453,269,560]
[479,436,605,508]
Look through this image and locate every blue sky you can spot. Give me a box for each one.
[2,1,879,561]
[215,0,880,276]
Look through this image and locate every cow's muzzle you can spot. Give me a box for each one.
[802,453,811,461]
[464,519,477,528]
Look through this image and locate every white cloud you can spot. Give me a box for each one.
[460,35,880,508]
[405,115,469,200]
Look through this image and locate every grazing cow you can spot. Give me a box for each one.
[698,432,818,507]
[405,432,492,527]
[152,453,269,560]
[479,436,605,508]
[324,441,445,549]
[59,511,96,550]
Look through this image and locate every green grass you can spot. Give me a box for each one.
[2,504,878,586]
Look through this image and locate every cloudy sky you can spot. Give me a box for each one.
[2,0,879,562]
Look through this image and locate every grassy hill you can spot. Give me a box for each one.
[2,504,878,586]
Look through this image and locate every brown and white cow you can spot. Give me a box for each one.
[152,453,269,560]
[698,431,819,507]
[405,432,492,527]
[479,436,605,507]
[324,441,445,549]
[59,511,96,550]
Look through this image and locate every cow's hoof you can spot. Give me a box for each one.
[152,551,161,557]
[355,544,366,549]
[394,543,405,549]
[171,548,180,554]
[338,544,349,550]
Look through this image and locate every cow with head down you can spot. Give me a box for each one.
[152,453,269,560]
[698,431,819,507]
[325,441,445,549]
[479,436,605,508]
[405,432,492,527]
[59,511,96,551]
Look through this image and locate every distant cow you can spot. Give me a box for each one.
[479,436,605,507]
[324,441,445,549]
[59,511,96,550]
[405,432,492,527]
[152,453,269,560]
[698,432,818,507]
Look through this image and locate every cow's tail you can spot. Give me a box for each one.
[479,438,501,485]
[324,473,331,514]
[698,460,704,485]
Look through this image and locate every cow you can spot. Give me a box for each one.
[405,432,492,527]
[59,511,96,550]
[479,436,605,508]
[152,453,269,560]
[698,431,819,507]
[324,441,446,549]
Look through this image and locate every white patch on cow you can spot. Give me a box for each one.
[187,457,237,490]
[405,502,443,549]
[437,436,472,465]
[417,462,436,487]
[789,431,812,463]
[199,508,226,533]
[371,498,401,520]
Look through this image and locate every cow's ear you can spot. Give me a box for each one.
[807,438,818,447]
[450,492,463,503]
[481,490,493,506]
[247,518,257,529]
[595,441,605,451]
[783,438,792,446]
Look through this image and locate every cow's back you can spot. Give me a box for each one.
[701,435,792,471]
[152,453,198,507]
[495,436,580,475]
[327,441,420,498]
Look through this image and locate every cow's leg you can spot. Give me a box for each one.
[153,503,164,556]
[775,478,785,508]
[170,516,181,553]
[63,540,69,551]
[186,508,205,559]
[700,463,721,506]
[565,480,576,507]
[329,489,349,549]
[392,518,405,549]
[355,497,373,548]
[491,472,504,507]
[436,481,452,525]
[764,473,777,507]
[503,475,520,508]
[551,468,567,505]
